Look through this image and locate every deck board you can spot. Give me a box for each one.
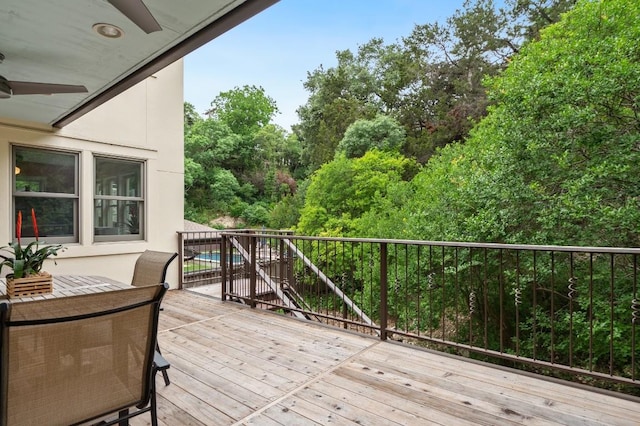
[357,345,634,425]
[129,289,640,425]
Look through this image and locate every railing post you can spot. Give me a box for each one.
[250,235,257,308]
[380,242,388,341]
[177,232,184,290]
[279,238,285,289]
[221,234,227,301]
[288,240,295,290]
[343,301,348,330]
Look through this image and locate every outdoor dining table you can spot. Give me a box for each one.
[0,275,131,301]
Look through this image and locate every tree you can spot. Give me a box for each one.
[243,124,302,202]
[297,151,418,236]
[204,86,281,176]
[184,119,241,216]
[401,0,640,248]
[295,60,376,171]
[184,88,303,224]
[489,0,640,248]
[336,115,406,158]
[505,0,578,42]
[252,124,301,170]
[357,0,640,376]
[269,194,305,230]
[240,203,270,226]
[207,85,279,136]
[185,119,238,169]
[184,102,202,130]
[295,1,576,172]
[399,0,518,160]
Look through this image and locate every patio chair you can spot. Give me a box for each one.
[131,250,177,385]
[131,250,178,288]
[0,283,169,426]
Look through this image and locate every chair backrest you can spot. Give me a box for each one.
[0,283,168,426]
[131,250,178,287]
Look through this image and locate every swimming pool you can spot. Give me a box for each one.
[195,252,244,263]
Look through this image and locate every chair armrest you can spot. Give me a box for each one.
[153,350,170,371]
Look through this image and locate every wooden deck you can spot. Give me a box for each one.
[132,289,640,425]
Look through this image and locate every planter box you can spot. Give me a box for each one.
[6,272,53,298]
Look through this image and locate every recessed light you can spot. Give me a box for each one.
[92,23,124,39]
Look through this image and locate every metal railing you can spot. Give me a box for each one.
[177,229,293,289]
[215,231,640,393]
[177,230,223,288]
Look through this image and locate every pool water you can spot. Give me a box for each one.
[195,252,244,263]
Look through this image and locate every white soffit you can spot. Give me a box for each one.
[0,0,278,127]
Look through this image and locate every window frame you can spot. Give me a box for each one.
[93,155,146,243]
[12,145,80,244]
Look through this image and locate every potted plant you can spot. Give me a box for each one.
[0,209,64,297]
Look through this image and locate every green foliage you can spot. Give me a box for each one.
[290,0,639,385]
[297,93,373,171]
[229,200,249,218]
[184,1,577,226]
[184,204,214,225]
[397,0,640,248]
[269,195,302,229]
[185,119,239,170]
[184,102,202,129]
[336,115,406,158]
[208,169,241,206]
[240,203,270,226]
[0,241,64,279]
[183,86,302,224]
[208,85,279,137]
[350,178,416,239]
[269,180,308,229]
[253,124,301,169]
[344,0,640,381]
[506,0,578,41]
[295,1,575,173]
[1,210,65,278]
[183,157,202,190]
[298,151,418,236]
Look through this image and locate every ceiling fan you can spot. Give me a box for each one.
[0,1,161,99]
[0,53,88,99]
[108,0,162,34]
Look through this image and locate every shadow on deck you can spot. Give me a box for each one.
[134,289,640,426]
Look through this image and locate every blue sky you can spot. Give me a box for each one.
[184,1,472,131]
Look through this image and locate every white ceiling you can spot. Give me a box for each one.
[0,0,277,127]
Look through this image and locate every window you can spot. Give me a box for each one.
[13,146,79,243]
[94,157,144,241]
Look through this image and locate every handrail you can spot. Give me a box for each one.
[220,231,640,255]
[282,237,376,328]
[228,235,306,319]
[179,229,640,393]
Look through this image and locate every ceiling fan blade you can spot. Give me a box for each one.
[108,0,162,34]
[9,81,88,95]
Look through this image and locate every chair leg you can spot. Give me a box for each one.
[156,343,170,386]
[150,374,159,426]
[161,369,170,386]
[118,409,128,426]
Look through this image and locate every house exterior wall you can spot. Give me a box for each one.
[0,60,184,287]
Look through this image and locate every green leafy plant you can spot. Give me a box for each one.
[0,209,64,279]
